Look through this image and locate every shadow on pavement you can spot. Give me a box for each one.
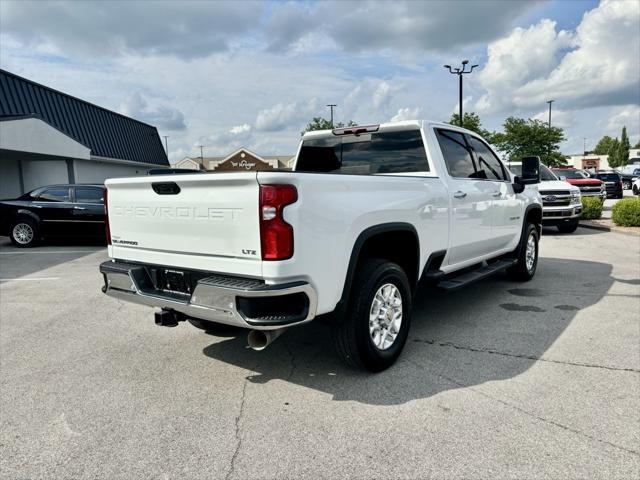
[202,257,614,405]
[0,236,105,283]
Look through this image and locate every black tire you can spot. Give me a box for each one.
[333,259,412,372]
[616,193,623,199]
[623,180,631,190]
[507,223,539,282]
[188,318,241,336]
[633,185,639,195]
[557,221,578,234]
[9,218,39,248]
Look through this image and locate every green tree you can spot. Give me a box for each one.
[447,112,492,139]
[608,137,620,167]
[490,116,567,166]
[618,126,630,167]
[301,117,357,135]
[593,135,616,155]
[633,140,640,149]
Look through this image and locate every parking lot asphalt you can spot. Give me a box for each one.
[1,229,639,479]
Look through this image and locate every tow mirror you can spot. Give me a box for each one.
[513,156,540,193]
[520,156,541,184]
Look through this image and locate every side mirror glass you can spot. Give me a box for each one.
[519,156,541,185]
[559,175,567,181]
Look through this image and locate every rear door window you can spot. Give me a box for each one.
[75,187,104,204]
[296,130,429,175]
[435,129,476,178]
[38,187,70,202]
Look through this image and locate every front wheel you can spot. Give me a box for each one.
[507,223,539,281]
[633,185,639,195]
[557,221,579,234]
[623,180,631,190]
[333,259,412,372]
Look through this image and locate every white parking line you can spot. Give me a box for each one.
[0,277,60,281]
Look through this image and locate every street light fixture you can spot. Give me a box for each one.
[444,60,479,127]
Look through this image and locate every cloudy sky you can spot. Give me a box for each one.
[1,0,638,163]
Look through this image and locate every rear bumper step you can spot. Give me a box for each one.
[99,260,317,330]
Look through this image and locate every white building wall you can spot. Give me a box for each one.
[0,158,21,198]
[73,159,148,183]
[21,160,68,192]
[0,118,90,159]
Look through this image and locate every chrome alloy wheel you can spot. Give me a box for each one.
[12,223,34,245]
[369,283,403,350]
[525,232,536,272]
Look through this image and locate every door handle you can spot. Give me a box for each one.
[492,191,502,197]
[453,191,467,199]
[73,206,86,210]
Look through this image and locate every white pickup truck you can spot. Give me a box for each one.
[100,121,542,371]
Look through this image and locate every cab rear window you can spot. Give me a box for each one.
[296,130,429,175]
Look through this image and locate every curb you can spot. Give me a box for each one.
[579,221,611,232]
[580,220,640,236]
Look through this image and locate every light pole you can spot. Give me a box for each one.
[444,60,478,127]
[163,135,169,155]
[583,137,587,155]
[546,100,555,164]
[326,104,337,127]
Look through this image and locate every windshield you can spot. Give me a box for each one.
[555,169,588,179]
[509,163,557,181]
[597,173,620,182]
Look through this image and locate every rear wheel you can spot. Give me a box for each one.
[9,219,39,248]
[333,259,412,372]
[557,221,578,234]
[623,180,631,190]
[507,223,539,281]
[633,185,639,195]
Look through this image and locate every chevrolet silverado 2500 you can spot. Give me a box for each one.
[100,121,542,371]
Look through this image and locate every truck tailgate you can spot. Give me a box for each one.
[105,173,262,276]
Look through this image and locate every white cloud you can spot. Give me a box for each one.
[532,109,572,129]
[477,1,640,113]
[372,81,392,111]
[230,124,251,135]
[605,106,640,139]
[255,99,321,132]
[119,92,186,130]
[265,1,541,53]
[0,1,263,59]
[391,107,421,122]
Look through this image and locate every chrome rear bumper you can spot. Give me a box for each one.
[99,260,317,330]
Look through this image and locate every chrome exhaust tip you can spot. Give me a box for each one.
[247,328,286,351]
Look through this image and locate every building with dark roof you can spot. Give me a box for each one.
[0,68,169,198]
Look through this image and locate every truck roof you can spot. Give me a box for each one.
[301,120,480,140]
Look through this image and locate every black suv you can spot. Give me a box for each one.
[0,184,106,247]
[593,172,623,199]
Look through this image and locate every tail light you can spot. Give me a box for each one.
[259,184,297,260]
[104,188,111,245]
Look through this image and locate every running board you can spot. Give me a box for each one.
[437,259,517,292]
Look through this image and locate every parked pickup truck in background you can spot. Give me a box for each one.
[551,167,606,203]
[100,121,542,371]
[509,162,582,233]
